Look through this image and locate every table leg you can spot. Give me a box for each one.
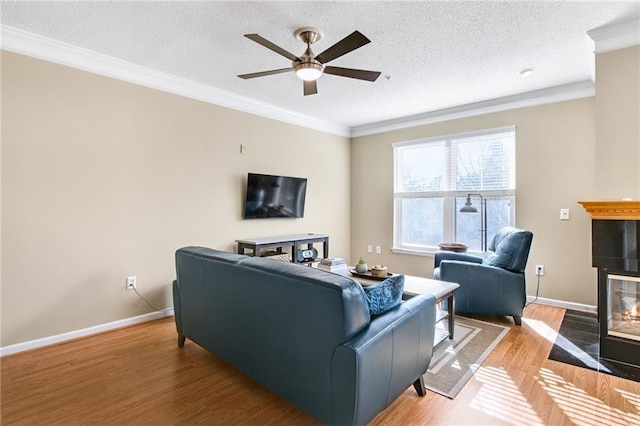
[447,292,456,339]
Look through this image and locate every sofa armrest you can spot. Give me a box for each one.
[330,293,436,426]
[434,251,482,268]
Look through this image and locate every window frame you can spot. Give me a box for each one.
[391,126,516,256]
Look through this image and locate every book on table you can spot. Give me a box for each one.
[319,257,345,266]
[317,263,348,272]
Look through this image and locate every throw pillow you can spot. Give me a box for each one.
[363,274,405,317]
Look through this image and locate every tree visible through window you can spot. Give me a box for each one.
[393,127,515,254]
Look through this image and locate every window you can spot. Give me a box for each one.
[393,127,515,254]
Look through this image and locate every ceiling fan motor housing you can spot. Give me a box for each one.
[293,28,325,81]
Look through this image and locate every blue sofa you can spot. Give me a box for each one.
[173,247,437,425]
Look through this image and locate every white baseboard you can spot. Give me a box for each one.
[527,296,596,314]
[0,308,174,357]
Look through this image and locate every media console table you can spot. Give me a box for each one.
[236,233,329,264]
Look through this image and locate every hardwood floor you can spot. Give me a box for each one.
[2,304,639,425]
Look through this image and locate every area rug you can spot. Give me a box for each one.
[548,309,640,383]
[423,316,509,399]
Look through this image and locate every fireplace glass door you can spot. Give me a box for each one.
[607,274,640,341]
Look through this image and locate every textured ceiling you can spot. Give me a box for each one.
[2,1,640,129]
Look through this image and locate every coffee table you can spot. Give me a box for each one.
[334,269,459,343]
[402,275,459,343]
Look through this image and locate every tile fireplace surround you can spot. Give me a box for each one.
[579,201,640,371]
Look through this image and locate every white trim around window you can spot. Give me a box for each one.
[392,126,516,256]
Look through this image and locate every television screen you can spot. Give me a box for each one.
[243,173,307,219]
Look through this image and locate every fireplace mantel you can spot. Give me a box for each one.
[579,200,640,220]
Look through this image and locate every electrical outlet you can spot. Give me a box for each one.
[375,246,381,254]
[126,276,137,290]
[367,245,372,253]
[535,265,545,276]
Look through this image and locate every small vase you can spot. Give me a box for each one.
[355,263,368,273]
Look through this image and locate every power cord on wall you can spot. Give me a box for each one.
[132,286,162,312]
[525,274,541,307]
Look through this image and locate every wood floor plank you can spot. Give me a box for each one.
[2,304,639,425]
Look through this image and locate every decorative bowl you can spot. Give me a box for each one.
[438,243,468,252]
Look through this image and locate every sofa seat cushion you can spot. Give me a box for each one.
[363,275,405,317]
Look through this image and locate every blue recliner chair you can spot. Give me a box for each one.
[433,226,533,325]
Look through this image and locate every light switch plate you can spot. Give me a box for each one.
[560,208,570,220]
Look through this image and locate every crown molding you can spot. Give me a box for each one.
[1,25,605,140]
[0,25,351,137]
[351,81,595,138]
[587,18,640,54]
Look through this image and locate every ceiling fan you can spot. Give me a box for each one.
[238,27,381,96]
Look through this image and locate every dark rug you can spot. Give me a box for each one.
[548,309,640,383]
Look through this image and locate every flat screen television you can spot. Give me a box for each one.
[243,173,307,219]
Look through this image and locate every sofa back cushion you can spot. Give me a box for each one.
[482,227,533,273]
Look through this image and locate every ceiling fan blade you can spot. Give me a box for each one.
[303,80,318,96]
[238,68,292,79]
[314,31,371,64]
[244,34,300,62]
[324,66,381,82]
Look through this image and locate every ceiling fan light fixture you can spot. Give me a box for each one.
[294,61,324,81]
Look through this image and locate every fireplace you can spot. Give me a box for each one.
[580,201,640,370]
[607,274,640,341]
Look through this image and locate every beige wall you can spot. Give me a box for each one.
[595,45,640,199]
[1,52,351,347]
[351,98,598,305]
[3,42,637,348]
